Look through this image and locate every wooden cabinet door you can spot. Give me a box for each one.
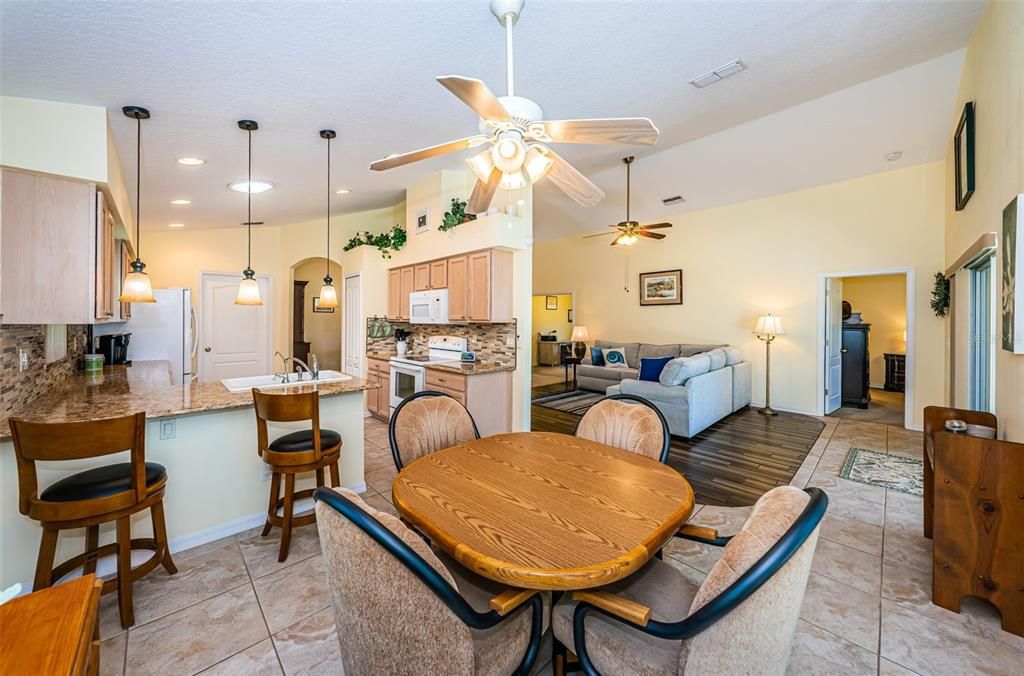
[467,251,491,321]
[94,191,115,320]
[429,259,448,289]
[447,255,468,321]
[387,268,402,319]
[380,365,391,415]
[413,263,430,291]
[368,371,380,416]
[399,267,414,320]
[119,241,133,319]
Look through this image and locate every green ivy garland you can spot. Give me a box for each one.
[930,271,950,317]
[343,224,407,259]
[438,198,476,232]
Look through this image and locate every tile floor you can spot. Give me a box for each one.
[95,415,1023,675]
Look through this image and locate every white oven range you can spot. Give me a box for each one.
[388,335,467,414]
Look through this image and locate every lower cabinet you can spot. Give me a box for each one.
[366,358,391,420]
[425,369,512,436]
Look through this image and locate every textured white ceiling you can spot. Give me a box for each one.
[0,0,984,232]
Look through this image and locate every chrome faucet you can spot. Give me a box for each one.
[290,357,314,381]
[273,351,318,383]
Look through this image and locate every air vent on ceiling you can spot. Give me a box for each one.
[689,59,746,88]
[662,195,685,206]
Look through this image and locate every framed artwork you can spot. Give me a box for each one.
[415,208,430,234]
[568,309,574,323]
[639,269,683,306]
[954,101,975,211]
[545,295,558,310]
[312,296,334,313]
[1002,194,1024,353]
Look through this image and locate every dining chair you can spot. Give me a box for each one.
[389,390,480,471]
[314,486,547,675]
[551,485,827,676]
[9,412,177,629]
[574,394,671,463]
[252,387,342,562]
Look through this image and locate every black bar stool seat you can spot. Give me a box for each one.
[269,429,341,453]
[41,462,167,502]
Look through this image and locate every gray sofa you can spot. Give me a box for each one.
[580,340,752,438]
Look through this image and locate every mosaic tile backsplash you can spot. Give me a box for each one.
[366,319,517,363]
[1,324,88,418]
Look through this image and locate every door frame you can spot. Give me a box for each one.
[197,270,273,382]
[342,272,362,378]
[816,268,915,429]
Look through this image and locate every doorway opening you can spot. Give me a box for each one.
[290,257,343,371]
[531,292,575,394]
[967,253,995,412]
[819,270,913,428]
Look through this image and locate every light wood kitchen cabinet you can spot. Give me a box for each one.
[429,259,448,289]
[413,263,431,291]
[425,368,512,436]
[467,249,513,322]
[387,268,402,319]
[366,358,391,420]
[0,169,120,324]
[119,241,134,320]
[447,255,468,321]
[399,267,414,320]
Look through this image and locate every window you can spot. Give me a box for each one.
[968,255,994,412]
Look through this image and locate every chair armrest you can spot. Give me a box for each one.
[490,588,538,616]
[676,524,731,547]
[572,590,651,626]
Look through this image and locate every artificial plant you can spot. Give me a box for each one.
[343,224,407,259]
[930,271,950,317]
[439,198,477,232]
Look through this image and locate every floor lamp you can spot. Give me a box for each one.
[754,314,785,416]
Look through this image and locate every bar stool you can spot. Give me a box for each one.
[252,388,342,562]
[9,412,177,629]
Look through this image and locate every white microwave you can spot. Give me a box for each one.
[409,289,450,324]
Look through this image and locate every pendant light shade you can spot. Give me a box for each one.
[118,106,156,303]
[235,120,263,306]
[317,129,339,309]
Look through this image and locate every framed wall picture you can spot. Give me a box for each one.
[415,208,430,234]
[545,295,558,310]
[568,308,573,323]
[639,269,683,306]
[1002,194,1024,353]
[313,296,335,313]
[954,101,975,211]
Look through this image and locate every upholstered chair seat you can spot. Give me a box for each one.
[575,394,671,463]
[553,486,827,676]
[390,391,480,470]
[40,462,167,502]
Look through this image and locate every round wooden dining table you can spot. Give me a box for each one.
[392,431,695,591]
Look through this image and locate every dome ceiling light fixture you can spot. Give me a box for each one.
[317,129,339,310]
[234,119,263,306]
[118,105,156,304]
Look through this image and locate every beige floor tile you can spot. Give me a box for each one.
[881,529,931,574]
[810,538,882,596]
[125,584,268,675]
[685,504,751,536]
[819,511,884,557]
[789,464,814,489]
[878,658,920,675]
[818,491,886,528]
[199,639,283,675]
[880,599,1024,675]
[786,620,878,675]
[883,502,923,537]
[799,572,880,652]
[662,537,723,574]
[364,493,399,518]
[883,490,922,515]
[273,607,343,675]
[99,633,127,676]
[807,474,886,505]
[364,464,398,494]
[129,538,250,626]
[98,592,127,640]
[252,554,332,634]
[661,555,708,589]
[238,523,322,580]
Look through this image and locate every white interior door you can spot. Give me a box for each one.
[343,274,361,377]
[825,277,843,413]
[199,272,271,382]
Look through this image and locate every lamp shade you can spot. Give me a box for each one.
[570,325,590,342]
[754,315,785,336]
[235,276,262,305]
[318,281,339,309]
[119,262,155,303]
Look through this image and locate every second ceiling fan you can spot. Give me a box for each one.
[584,156,672,246]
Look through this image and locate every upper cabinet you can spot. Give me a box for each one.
[429,259,448,289]
[387,268,403,320]
[1,169,121,324]
[386,248,512,324]
[413,263,430,291]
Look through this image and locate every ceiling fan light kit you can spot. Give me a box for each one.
[582,155,673,247]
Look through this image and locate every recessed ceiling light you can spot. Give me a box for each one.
[228,180,274,194]
[168,223,185,228]
[177,157,206,166]
[689,59,746,89]
[885,150,903,162]
[335,188,351,195]
[170,199,191,205]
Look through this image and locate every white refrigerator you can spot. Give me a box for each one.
[126,288,197,384]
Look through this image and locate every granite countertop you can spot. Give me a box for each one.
[0,361,376,442]
[364,351,514,375]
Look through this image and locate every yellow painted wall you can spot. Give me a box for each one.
[842,275,907,388]
[292,258,343,369]
[534,161,947,426]
[944,0,1024,441]
[531,294,573,365]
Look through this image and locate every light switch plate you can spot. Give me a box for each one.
[159,419,176,440]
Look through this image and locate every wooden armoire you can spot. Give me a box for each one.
[841,322,871,408]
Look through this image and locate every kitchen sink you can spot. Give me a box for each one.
[220,370,351,393]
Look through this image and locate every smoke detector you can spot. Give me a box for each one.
[689,59,747,88]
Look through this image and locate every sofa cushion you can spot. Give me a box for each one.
[659,354,711,386]
[590,346,605,366]
[679,344,724,357]
[638,344,681,360]
[620,378,691,404]
[706,348,727,370]
[639,356,673,382]
[602,347,630,368]
[723,346,742,366]
[578,364,639,382]
[594,341,640,368]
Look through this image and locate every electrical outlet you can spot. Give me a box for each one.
[159,419,176,440]
[261,463,273,482]
[506,335,516,347]
[18,347,29,371]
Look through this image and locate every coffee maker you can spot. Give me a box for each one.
[98,333,131,365]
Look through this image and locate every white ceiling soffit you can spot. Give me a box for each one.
[535,49,967,241]
[0,1,984,231]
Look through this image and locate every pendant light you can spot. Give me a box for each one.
[317,129,339,309]
[235,120,263,306]
[118,105,156,303]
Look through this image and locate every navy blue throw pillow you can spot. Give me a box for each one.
[639,356,673,382]
[590,347,605,366]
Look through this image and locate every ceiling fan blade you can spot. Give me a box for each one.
[640,222,673,230]
[539,118,659,145]
[437,76,512,122]
[369,135,487,171]
[545,150,605,207]
[582,231,616,239]
[610,234,623,246]
[468,167,502,214]
[637,231,666,240]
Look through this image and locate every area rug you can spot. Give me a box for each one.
[840,448,923,496]
[532,390,606,416]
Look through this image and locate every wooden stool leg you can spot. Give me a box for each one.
[329,460,340,488]
[262,471,280,537]
[84,525,99,575]
[33,526,59,591]
[315,467,325,488]
[279,473,295,562]
[115,517,134,628]
[151,500,178,575]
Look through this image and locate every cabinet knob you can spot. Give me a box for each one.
[204,347,212,352]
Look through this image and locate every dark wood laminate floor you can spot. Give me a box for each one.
[531,384,825,507]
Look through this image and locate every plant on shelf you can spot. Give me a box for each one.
[343,224,407,259]
[930,271,950,317]
[439,198,477,232]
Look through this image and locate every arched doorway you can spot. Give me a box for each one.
[290,257,343,370]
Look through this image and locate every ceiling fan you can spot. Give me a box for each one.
[368,0,659,214]
[583,156,672,246]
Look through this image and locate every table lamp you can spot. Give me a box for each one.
[570,325,590,359]
[753,314,785,416]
